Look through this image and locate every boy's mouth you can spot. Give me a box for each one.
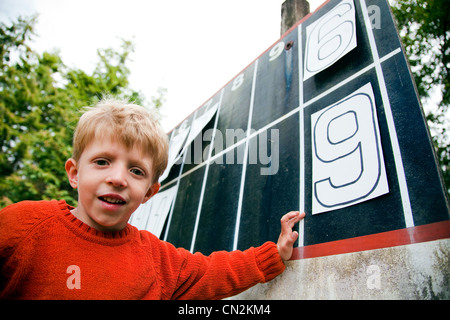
[98,195,126,205]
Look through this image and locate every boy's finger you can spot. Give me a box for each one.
[287,213,304,229]
[284,211,305,223]
[281,211,299,223]
[280,211,305,231]
[296,212,306,223]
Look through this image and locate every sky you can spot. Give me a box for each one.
[0,0,324,131]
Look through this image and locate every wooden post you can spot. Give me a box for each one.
[281,0,310,35]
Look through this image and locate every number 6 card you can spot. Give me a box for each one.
[304,0,357,81]
[311,82,389,215]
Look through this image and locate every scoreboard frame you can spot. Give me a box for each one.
[129,0,450,258]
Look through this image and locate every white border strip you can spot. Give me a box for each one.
[232,59,259,251]
[298,25,305,247]
[189,89,225,252]
[360,0,414,227]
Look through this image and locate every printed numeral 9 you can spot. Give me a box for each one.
[312,92,383,211]
[269,41,285,61]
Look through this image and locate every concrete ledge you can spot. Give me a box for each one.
[230,238,450,299]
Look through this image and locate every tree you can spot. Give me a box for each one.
[0,16,165,208]
[391,0,450,194]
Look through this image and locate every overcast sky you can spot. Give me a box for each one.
[0,0,324,131]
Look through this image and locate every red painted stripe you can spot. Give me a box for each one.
[290,220,450,260]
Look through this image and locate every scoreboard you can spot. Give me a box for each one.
[130,0,449,257]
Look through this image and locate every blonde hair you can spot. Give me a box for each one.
[72,98,168,183]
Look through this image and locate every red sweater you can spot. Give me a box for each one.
[0,200,285,300]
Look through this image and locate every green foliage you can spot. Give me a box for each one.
[0,16,164,208]
[391,0,450,194]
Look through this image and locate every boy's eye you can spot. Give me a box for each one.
[130,168,145,176]
[95,159,109,166]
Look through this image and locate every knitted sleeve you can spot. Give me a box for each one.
[155,239,286,300]
[1,201,46,257]
[0,200,64,250]
[0,200,65,298]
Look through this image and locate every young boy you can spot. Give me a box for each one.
[0,98,304,300]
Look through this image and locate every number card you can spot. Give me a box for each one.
[159,101,219,182]
[311,83,389,214]
[130,185,178,238]
[159,122,190,182]
[304,0,357,80]
[180,101,219,158]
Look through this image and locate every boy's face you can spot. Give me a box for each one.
[65,137,160,232]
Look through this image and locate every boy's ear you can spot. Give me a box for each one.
[65,158,78,189]
[142,182,160,204]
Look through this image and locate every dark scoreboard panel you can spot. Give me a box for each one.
[131,0,449,256]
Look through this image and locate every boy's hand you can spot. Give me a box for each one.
[277,211,305,261]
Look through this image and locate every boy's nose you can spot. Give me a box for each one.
[105,167,128,188]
